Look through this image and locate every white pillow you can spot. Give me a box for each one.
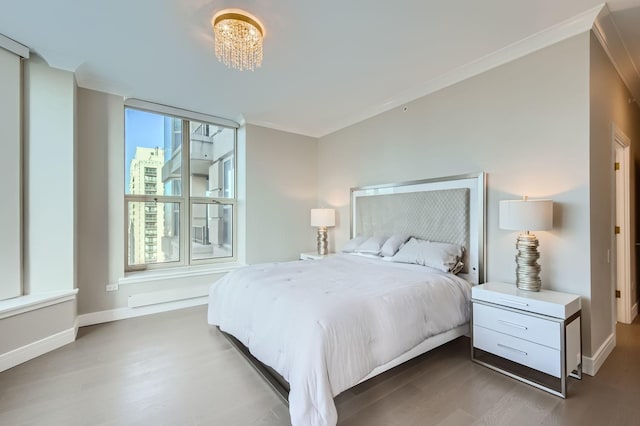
[341,236,367,253]
[380,234,410,257]
[389,237,464,272]
[354,235,388,255]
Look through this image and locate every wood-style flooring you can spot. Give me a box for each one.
[1,306,639,425]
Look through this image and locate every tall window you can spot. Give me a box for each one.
[124,106,237,271]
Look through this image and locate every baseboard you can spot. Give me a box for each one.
[632,303,638,322]
[0,326,77,373]
[77,296,208,327]
[582,332,616,376]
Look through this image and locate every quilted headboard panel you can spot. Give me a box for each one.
[350,173,485,284]
[355,188,469,249]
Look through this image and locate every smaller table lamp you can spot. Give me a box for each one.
[310,208,335,255]
[499,197,553,291]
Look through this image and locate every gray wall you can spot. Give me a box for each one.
[0,301,76,355]
[245,124,318,263]
[76,87,114,314]
[317,33,597,353]
[589,32,640,344]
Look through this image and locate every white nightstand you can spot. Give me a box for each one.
[471,282,582,398]
[299,252,334,260]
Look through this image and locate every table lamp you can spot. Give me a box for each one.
[310,208,335,255]
[499,197,553,291]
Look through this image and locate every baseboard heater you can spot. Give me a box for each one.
[128,285,209,308]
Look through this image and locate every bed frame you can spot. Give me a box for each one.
[221,172,486,404]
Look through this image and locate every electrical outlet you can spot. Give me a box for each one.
[106,283,119,292]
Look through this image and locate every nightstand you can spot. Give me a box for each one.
[471,282,581,398]
[299,252,334,260]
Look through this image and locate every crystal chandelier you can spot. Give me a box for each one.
[212,9,264,71]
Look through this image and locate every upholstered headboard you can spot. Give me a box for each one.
[350,173,486,284]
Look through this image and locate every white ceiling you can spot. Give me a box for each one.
[2,1,640,137]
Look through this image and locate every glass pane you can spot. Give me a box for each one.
[127,201,180,267]
[189,122,235,198]
[125,108,182,196]
[191,203,233,260]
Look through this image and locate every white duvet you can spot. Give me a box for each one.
[207,254,471,426]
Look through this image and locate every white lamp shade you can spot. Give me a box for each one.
[310,208,335,227]
[499,199,553,231]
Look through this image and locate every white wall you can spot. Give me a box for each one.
[0,47,22,300]
[318,34,595,353]
[23,55,76,295]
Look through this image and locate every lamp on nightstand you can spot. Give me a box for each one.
[499,197,553,292]
[310,208,335,255]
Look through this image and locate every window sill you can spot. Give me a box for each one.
[118,262,245,286]
[0,289,79,321]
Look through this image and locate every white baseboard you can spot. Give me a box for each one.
[632,303,638,322]
[582,332,616,376]
[0,326,77,373]
[77,296,208,327]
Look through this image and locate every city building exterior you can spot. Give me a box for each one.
[127,146,165,266]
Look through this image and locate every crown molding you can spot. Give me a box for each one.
[245,118,318,138]
[592,5,640,107]
[0,33,29,58]
[314,4,606,138]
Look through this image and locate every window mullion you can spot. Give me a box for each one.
[125,194,181,203]
[182,119,191,266]
[231,129,238,259]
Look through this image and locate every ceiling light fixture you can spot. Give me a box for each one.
[212,9,264,71]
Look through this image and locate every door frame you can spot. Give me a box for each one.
[612,123,632,324]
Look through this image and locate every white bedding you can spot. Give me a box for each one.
[207,254,472,426]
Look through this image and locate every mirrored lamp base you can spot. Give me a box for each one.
[316,227,328,255]
[515,232,542,292]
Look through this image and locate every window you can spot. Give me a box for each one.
[124,105,237,271]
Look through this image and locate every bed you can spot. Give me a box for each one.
[208,173,486,426]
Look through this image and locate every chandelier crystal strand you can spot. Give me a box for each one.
[213,12,263,71]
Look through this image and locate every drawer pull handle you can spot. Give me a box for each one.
[497,343,527,356]
[498,319,528,330]
[498,298,529,307]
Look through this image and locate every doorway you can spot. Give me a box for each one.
[613,124,633,324]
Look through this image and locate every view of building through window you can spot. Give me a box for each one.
[125,108,236,269]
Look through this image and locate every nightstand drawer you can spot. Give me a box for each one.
[472,283,580,319]
[473,303,561,349]
[474,325,561,377]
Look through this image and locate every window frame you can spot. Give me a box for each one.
[123,100,238,272]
